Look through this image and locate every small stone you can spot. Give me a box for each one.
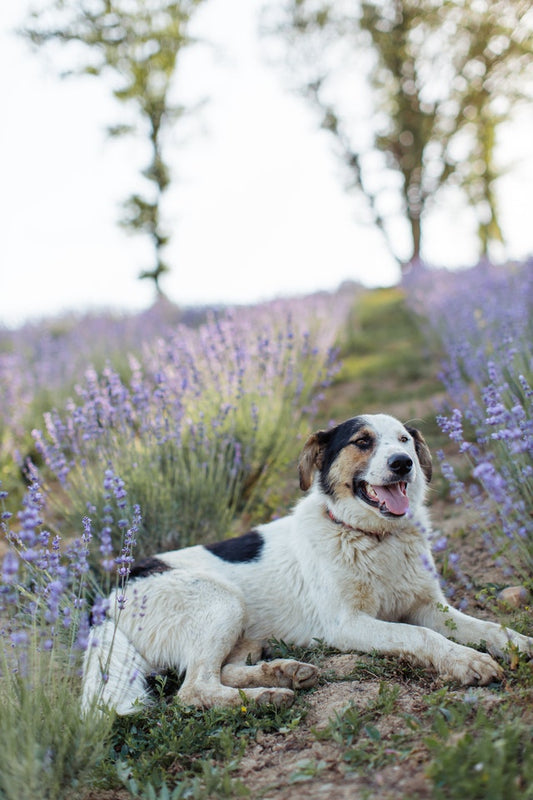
[497,586,529,608]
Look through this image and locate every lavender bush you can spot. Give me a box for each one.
[404,260,533,580]
[0,468,140,800]
[30,295,346,561]
[0,299,192,509]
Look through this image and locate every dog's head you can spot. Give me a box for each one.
[298,414,432,522]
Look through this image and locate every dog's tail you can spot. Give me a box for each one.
[81,620,152,716]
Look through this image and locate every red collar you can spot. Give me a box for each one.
[325,507,385,540]
[326,507,359,532]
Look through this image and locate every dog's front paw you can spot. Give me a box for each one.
[281,659,319,689]
[441,645,504,686]
[505,631,533,656]
[485,629,533,661]
[253,687,295,708]
[266,659,319,689]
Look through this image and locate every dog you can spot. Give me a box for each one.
[82,413,532,714]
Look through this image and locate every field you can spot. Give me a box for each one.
[1,263,532,800]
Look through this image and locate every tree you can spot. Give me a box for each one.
[22,0,207,295]
[272,0,533,267]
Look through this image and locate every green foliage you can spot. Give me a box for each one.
[314,683,405,770]
[103,697,304,795]
[0,480,131,800]
[427,713,533,800]
[289,758,328,784]
[273,0,533,264]
[331,287,443,427]
[118,763,250,800]
[66,431,246,558]
[315,680,530,790]
[316,683,400,743]
[0,640,113,800]
[268,637,342,665]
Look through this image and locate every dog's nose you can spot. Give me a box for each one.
[388,453,413,476]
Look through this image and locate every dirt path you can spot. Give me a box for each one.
[234,659,436,800]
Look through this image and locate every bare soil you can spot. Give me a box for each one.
[234,665,435,800]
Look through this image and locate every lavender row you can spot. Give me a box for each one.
[0,300,209,480]
[28,293,349,560]
[0,470,139,799]
[404,259,533,579]
[0,289,351,795]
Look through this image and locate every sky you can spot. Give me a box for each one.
[1,0,532,329]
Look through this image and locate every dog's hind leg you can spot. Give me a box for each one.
[81,620,152,715]
[221,658,319,691]
[175,590,294,709]
[179,666,295,708]
[220,637,318,692]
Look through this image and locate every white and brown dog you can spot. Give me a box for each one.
[82,413,532,714]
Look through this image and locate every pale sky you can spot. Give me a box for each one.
[1,0,532,328]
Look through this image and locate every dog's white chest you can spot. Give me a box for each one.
[334,533,433,622]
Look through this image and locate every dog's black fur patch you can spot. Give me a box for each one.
[129,557,172,580]
[205,530,264,563]
[146,668,184,699]
[319,416,367,495]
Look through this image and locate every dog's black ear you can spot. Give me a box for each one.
[298,430,330,491]
[405,426,432,483]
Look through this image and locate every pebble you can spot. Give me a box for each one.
[497,586,529,608]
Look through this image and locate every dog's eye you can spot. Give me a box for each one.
[399,435,409,443]
[352,438,372,450]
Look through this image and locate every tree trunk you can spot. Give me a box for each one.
[404,213,422,271]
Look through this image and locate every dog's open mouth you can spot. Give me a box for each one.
[356,481,409,517]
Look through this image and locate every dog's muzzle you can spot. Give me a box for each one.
[355,479,410,517]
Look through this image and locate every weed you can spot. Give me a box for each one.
[313,683,405,770]
[268,637,342,665]
[342,653,431,685]
[117,759,251,799]
[427,713,533,799]
[289,759,328,783]
[103,697,305,794]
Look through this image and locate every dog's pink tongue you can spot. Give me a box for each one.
[373,484,409,516]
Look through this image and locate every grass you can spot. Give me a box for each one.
[95,692,305,798]
[0,648,113,800]
[279,667,533,799]
[427,717,533,800]
[328,287,445,443]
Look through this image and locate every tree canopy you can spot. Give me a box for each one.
[22,0,207,295]
[273,0,533,267]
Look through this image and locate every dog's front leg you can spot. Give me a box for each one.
[327,614,503,685]
[411,602,533,661]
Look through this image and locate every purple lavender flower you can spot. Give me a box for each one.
[408,260,532,579]
[433,536,448,553]
[75,612,91,651]
[2,550,19,584]
[472,462,508,504]
[91,596,110,626]
[44,578,65,625]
